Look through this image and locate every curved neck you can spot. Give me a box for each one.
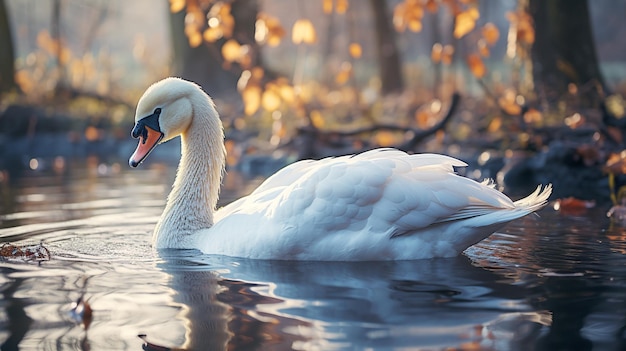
[154,96,226,248]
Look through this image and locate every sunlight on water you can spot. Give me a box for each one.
[0,159,626,350]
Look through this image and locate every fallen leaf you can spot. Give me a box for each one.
[554,197,595,215]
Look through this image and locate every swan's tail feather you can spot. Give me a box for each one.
[513,184,552,212]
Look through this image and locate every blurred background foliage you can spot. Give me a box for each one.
[2,0,626,200]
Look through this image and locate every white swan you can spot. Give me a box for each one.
[129,77,552,261]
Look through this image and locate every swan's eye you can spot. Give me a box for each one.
[154,108,162,115]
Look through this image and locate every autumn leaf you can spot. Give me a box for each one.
[507,10,535,46]
[393,2,407,32]
[221,39,241,62]
[477,39,489,57]
[310,110,325,128]
[375,131,396,147]
[454,8,479,39]
[482,22,500,46]
[323,0,333,14]
[262,88,281,111]
[498,90,521,115]
[292,19,317,44]
[523,108,543,124]
[441,45,454,65]
[336,0,349,14]
[431,43,443,63]
[242,85,262,116]
[606,94,626,118]
[349,43,362,58]
[606,152,626,175]
[466,53,486,78]
[425,0,438,13]
[408,19,423,32]
[487,116,502,133]
[255,14,285,46]
[554,197,595,215]
[415,109,432,129]
[169,0,185,13]
[393,0,424,33]
[564,112,584,129]
[203,27,222,42]
[335,62,352,85]
[188,31,202,48]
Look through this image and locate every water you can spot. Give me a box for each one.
[1,158,626,351]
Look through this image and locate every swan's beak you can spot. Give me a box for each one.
[129,111,164,167]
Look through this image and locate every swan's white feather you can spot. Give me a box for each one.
[204,151,550,260]
[132,77,553,261]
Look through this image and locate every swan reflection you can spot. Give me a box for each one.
[155,252,551,350]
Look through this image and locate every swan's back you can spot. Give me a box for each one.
[205,149,551,260]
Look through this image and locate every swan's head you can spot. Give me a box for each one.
[129,77,205,167]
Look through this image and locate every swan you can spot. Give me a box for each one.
[129,77,552,261]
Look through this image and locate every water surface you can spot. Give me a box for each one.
[0,158,625,350]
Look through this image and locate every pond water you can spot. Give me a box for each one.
[1,157,626,351]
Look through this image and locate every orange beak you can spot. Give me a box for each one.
[129,125,163,167]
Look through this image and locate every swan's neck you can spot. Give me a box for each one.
[153,100,225,248]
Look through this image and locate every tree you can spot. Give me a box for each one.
[169,0,262,102]
[0,0,16,94]
[370,0,404,95]
[528,0,607,108]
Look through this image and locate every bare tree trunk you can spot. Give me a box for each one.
[0,0,16,94]
[528,0,606,108]
[369,0,404,95]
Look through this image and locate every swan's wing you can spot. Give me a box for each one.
[262,150,516,237]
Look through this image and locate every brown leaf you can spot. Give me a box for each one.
[481,22,500,46]
[425,0,438,13]
[466,53,486,78]
[606,152,626,174]
[554,197,595,215]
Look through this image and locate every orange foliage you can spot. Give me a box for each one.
[393,0,425,33]
[255,13,286,47]
[466,54,486,78]
[292,19,317,44]
[481,22,500,45]
[498,89,521,115]
[349,43,362,58]
[453,7,479,39]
